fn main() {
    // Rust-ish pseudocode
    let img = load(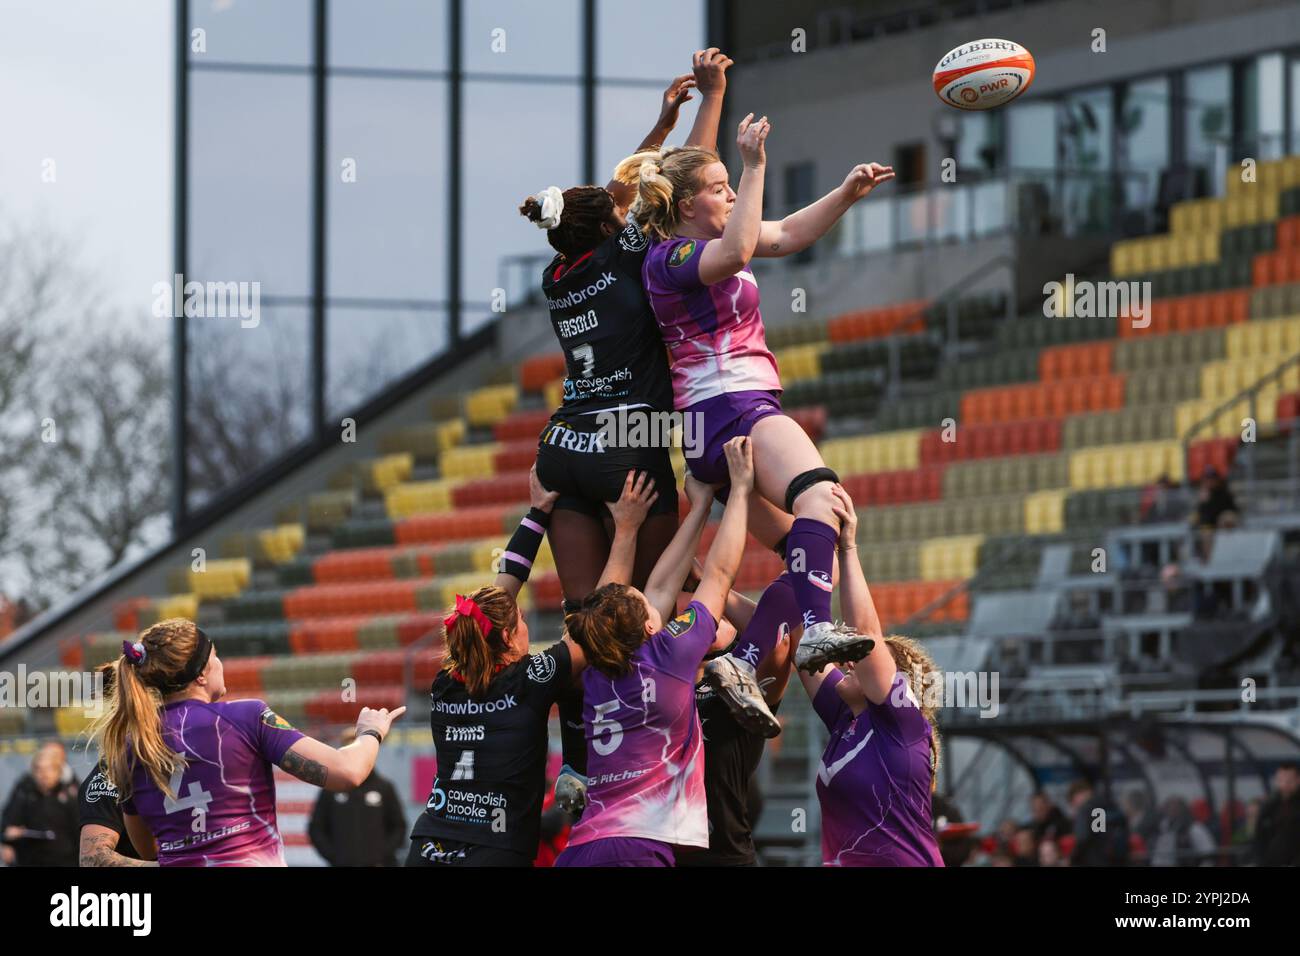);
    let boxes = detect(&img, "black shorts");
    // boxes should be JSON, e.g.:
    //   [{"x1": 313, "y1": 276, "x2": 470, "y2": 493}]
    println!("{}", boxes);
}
[
  {"x1": 535, "y1": 413, "x2": 679, "y2": 519},
  {"x1": 405, "y1": 837, "x2": 533, "y2": 868}
]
